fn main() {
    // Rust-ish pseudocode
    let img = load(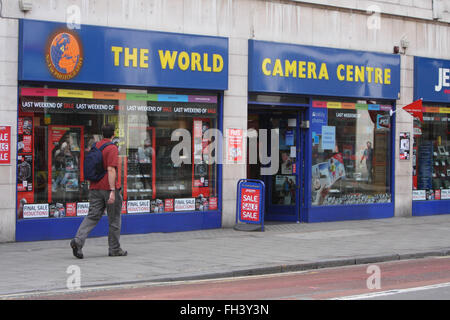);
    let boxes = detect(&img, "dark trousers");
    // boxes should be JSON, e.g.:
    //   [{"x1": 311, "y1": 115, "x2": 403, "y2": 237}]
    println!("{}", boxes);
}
[
  {"x1": 74, "y1": 189, "x2": 123, "y2": 253},
  {"x1": 367, "y1": 163, "x2": 373, "y2": 183}
]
